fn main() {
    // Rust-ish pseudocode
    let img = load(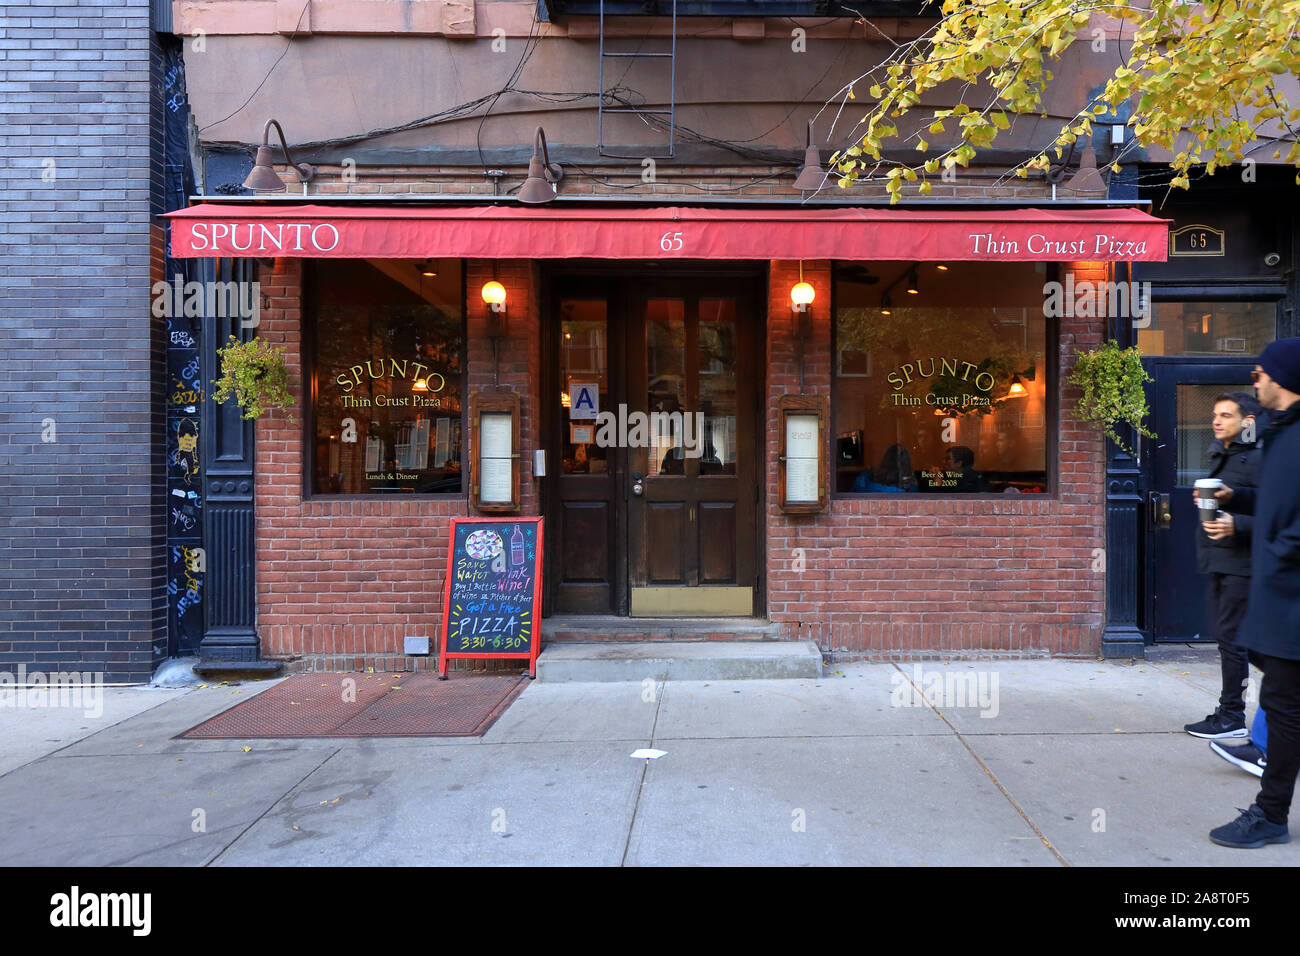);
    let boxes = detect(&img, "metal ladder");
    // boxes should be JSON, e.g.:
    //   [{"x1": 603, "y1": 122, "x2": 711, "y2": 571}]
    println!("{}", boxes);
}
[{"x1": 597, "y1": 0, "x2": 677, "y2": 158}]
